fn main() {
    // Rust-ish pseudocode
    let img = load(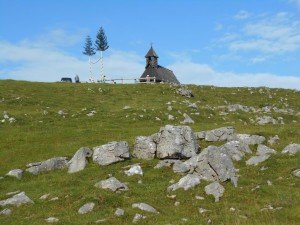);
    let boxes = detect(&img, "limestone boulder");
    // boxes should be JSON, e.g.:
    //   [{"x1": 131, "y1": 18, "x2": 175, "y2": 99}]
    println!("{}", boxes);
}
[
  {"x1": 94, "y1": 177, "x2": 128, "y2": 192},
  {"x1": 204, "y1": 127, "x2": 235, "y2": 142},
  {"x1": 26, "y1": 157, "x2": 68, "y2": 175},
  {"x1": 156, "y1": 125, "x2": 199, "y2": 159},
  {"x1": 167, "y1": 174, "x2": 201, "y2": 191},
  {"x1": 6, "y1": 169, "x2": 23, "y2": 180},
  {"x1": 93, "y1": 141, "x2": 130, "y2": 166},
  {"x1": 220, "y1": 141, "x2": 251, "y2": 161},
  {"x1": 204, "y1": 182, "x2": 225, "y2": 202},
  {"x1": 0, "y1": 192, "x2": 33, "y2": 207},
  {"x1": 68, "y1": 147, "x2": 93, "y2": 173},
  {"x1": 235, "y1": 134, "x2": 266, "y2": 145},
  {"x1": 132, "y1": 203, "x2": 159, "y2": 214},
  {"x1": 133, "y1": 136, "x2": 156, "y2": 160},
  {"x1": 282, "y1": 143, "x2": 300, "y2": 156}
]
